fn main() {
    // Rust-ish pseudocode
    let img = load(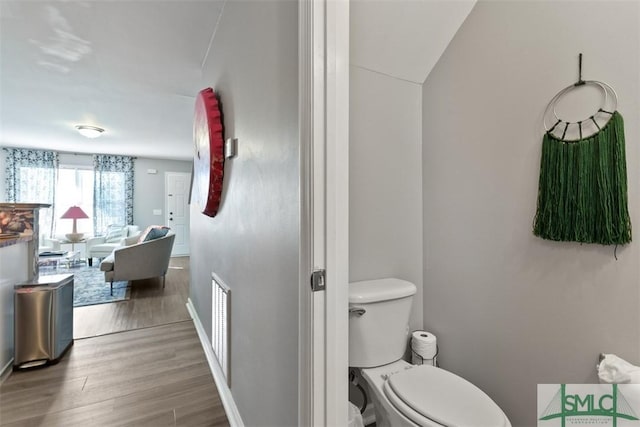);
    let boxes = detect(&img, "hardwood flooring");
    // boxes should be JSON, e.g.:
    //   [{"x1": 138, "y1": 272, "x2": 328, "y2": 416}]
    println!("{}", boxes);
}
[
  {"x1": 0, "y1": 257, "x2": 230, "y2": 427},
  {"x1": 74, "y1": 257, "x2": 192, "y2": 339}
]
